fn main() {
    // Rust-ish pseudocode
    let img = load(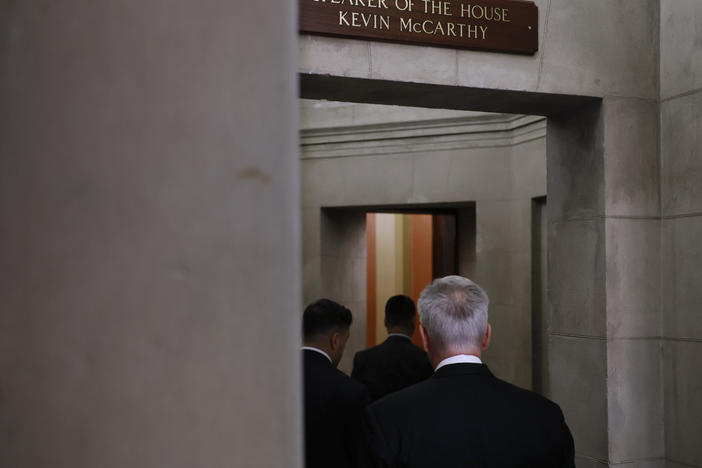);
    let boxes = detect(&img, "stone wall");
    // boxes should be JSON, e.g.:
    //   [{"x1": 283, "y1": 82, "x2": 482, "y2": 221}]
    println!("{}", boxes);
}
[{"x1": 660, "y1": 2, "x2": 702, "y2": 467}]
